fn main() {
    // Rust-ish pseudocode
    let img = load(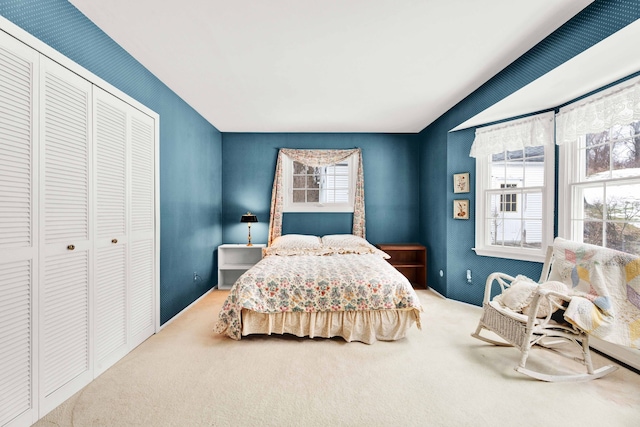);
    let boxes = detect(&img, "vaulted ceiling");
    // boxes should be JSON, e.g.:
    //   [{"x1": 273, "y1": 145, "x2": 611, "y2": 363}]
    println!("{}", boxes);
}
[{"x1": 69, "y1": 0, "x2": 594, "y2": 133}]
